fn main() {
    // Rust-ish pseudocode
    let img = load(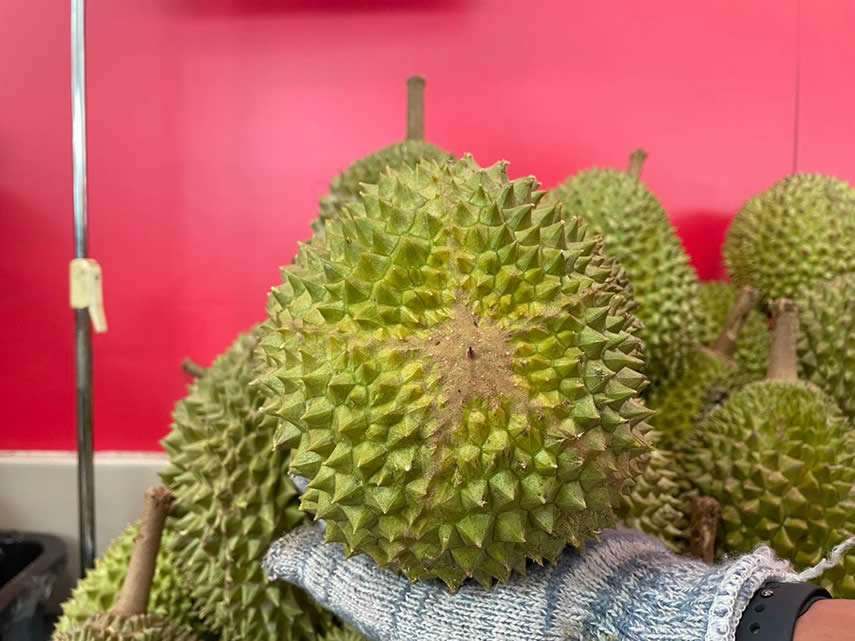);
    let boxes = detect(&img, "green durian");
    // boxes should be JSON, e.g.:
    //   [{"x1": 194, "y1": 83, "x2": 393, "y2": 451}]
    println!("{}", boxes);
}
[
  {"x1": 723, "y1": 173, "x2": 855, "y2": 301},
  {"x1": 53, "y1": 613, "x2": 200, "y2": 641},
  {"x1": 257, "y1": 155, "x2": 654, "y2": 592},
  {"x1": 616, "y1": 438, "x2": 695, "y2": 553},
  {"x1": 545, "y1": 150, "x2": 701, "y2": 382},
  {"x1": 160, "y1": 326, "x2": 331, "y2": 641},
  {"x1": 795, "y1": 271, "x2": 855, "y2": 423},
  {"x1": 314, "y1": 77, "x2": 453, "y2": 234},
  {"x1": 688, "y1": 300, "x2": 855, "y2": 597},
  {"x1": 647, "y1": 286, "x2": 760, "y2": 451},
  {"x1": 319, "y1": 625, "x2": 370, "y2": 641},
  {"x1": 54, "y1": 523, "x2": 197, "y2": 635},
  {"x1": 697, "y1": 281, "x2": 769, "y2": 380}
]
